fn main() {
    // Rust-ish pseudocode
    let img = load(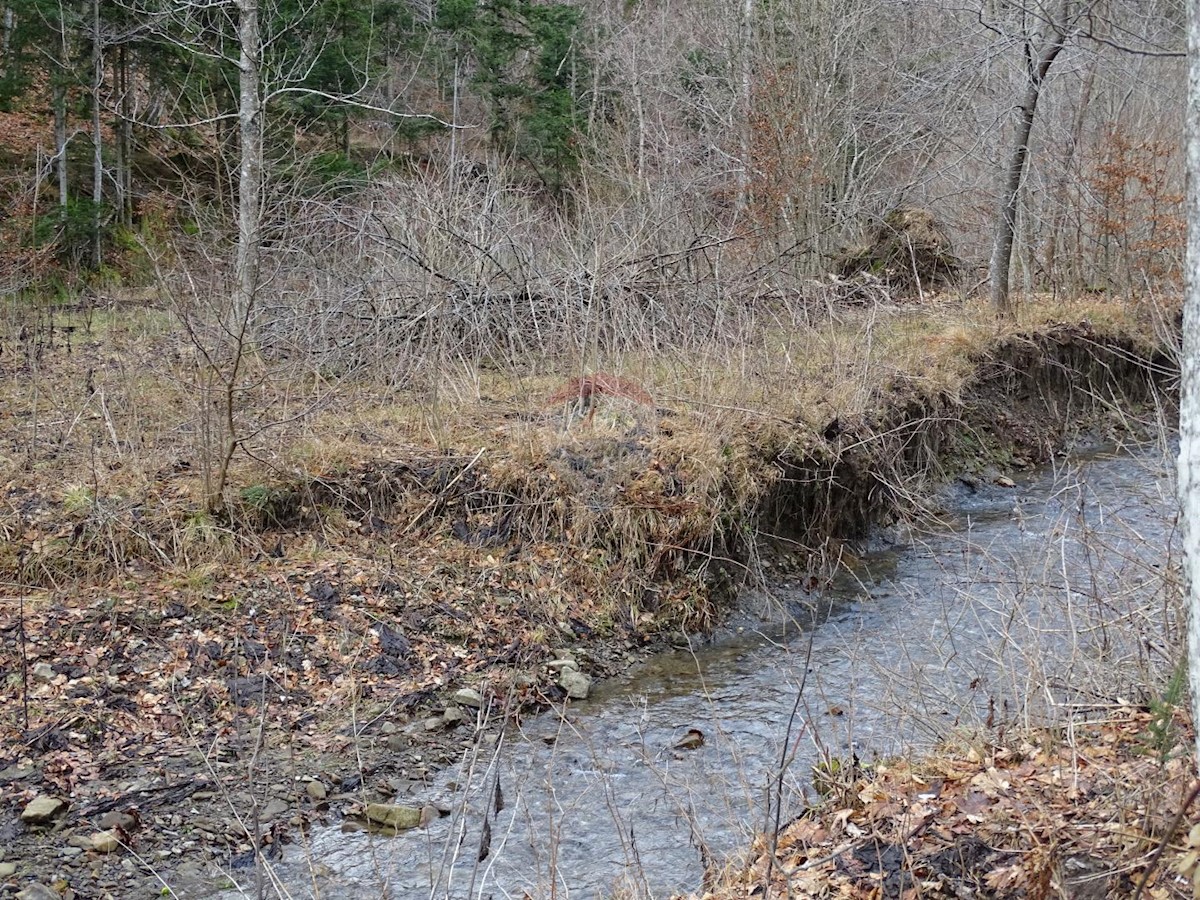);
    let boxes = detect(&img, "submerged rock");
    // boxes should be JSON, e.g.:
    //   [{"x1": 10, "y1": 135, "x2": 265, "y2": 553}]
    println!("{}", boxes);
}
[{"x1": 364, "y1": 803, "x2": 422, "y2": 830}]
